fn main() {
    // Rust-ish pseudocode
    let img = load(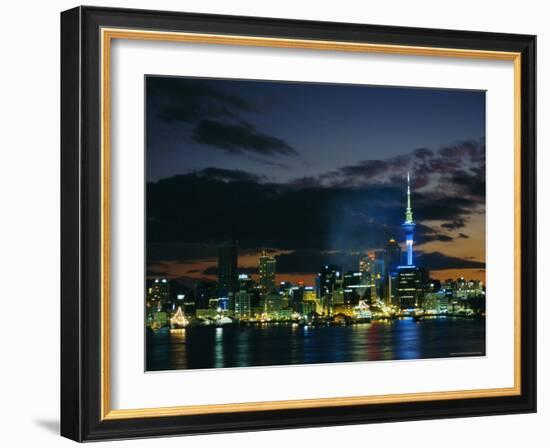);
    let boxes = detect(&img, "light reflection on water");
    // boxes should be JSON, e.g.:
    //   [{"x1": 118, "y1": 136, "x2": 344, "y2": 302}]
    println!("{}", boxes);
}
[
  {"x1": 214, "y1": 327, "x2": 224, "y2": 369},
  {"x1": 146, "y1": 317, "x2": 485, "y2": 371}
]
